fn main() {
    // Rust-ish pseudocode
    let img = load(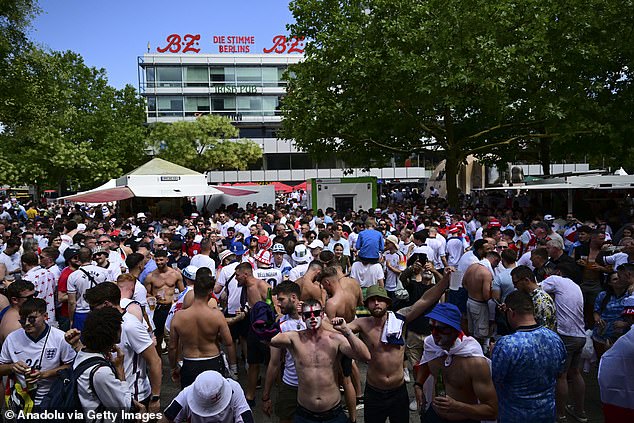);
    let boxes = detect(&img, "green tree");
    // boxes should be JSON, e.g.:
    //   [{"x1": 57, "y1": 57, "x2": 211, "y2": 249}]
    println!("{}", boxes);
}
[
  {"x1": 147, "y1": 114, "x2": 262, "y2": 173},
  {"x1": 0, "y1": 46, "x2": 148, "y2": 191},
  {"x1": 283, "y1": 0, "x2": 630, "y2": 206}
]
